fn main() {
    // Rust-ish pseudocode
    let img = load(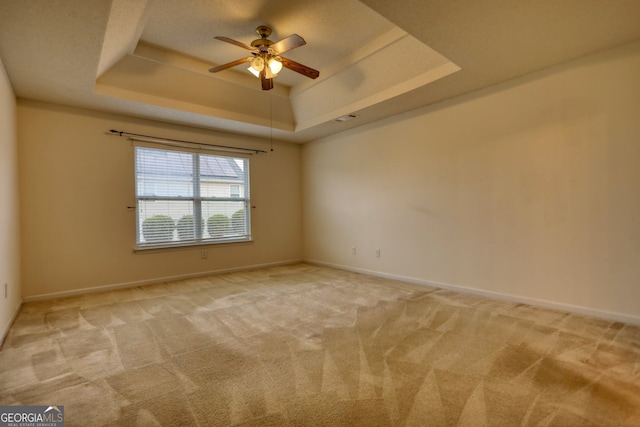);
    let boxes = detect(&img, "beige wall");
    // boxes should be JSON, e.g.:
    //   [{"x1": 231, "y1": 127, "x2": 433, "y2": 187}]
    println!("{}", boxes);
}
[
  {"x1": 18, "y1": 101, "x2": 302, "y2": 298},
  {"x1": 0, "y1": 58, "x2": 21, "y2": 342},
  {"x1": 302, "y1": 40, "x2": 640, "y2": 322}
]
